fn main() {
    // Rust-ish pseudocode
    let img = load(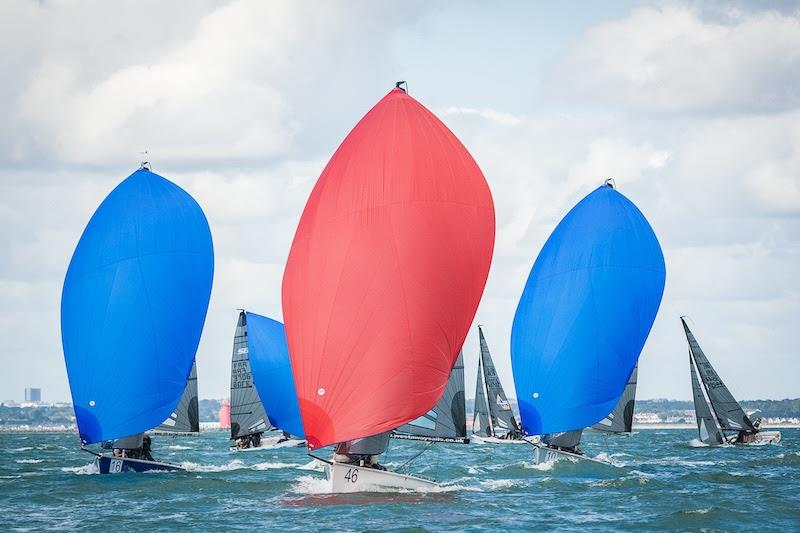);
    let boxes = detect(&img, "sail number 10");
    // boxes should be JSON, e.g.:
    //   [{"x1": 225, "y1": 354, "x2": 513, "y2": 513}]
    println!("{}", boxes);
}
[{"x1": 344, "y1": 468, "x2": 358, "y2": 483}]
